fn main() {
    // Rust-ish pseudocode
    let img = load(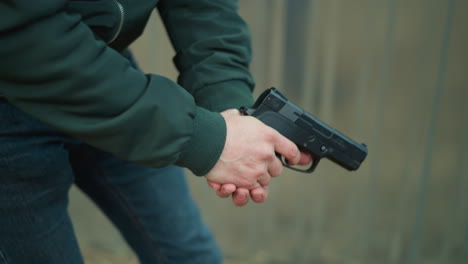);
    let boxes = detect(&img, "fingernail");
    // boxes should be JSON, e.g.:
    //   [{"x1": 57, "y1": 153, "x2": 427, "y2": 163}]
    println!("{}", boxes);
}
[
  {"x1": 238, "y1": 194, "x2": 247, "y2": 201},
  {"x1": 254, "y1": 194, "x2": 264, "y2": 202}
]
